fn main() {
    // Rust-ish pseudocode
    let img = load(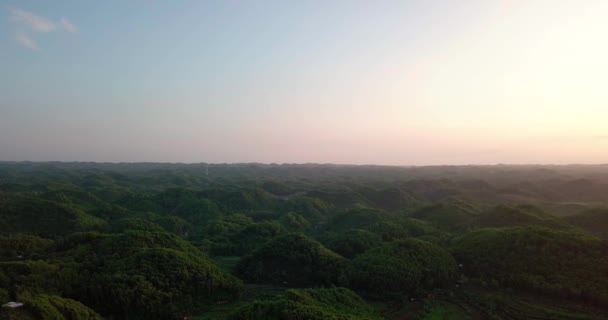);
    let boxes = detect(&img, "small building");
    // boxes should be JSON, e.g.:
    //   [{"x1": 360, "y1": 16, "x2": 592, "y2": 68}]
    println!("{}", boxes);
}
[{"x1": 2, "y1": 302, "x2": 24, "y2": 308}]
